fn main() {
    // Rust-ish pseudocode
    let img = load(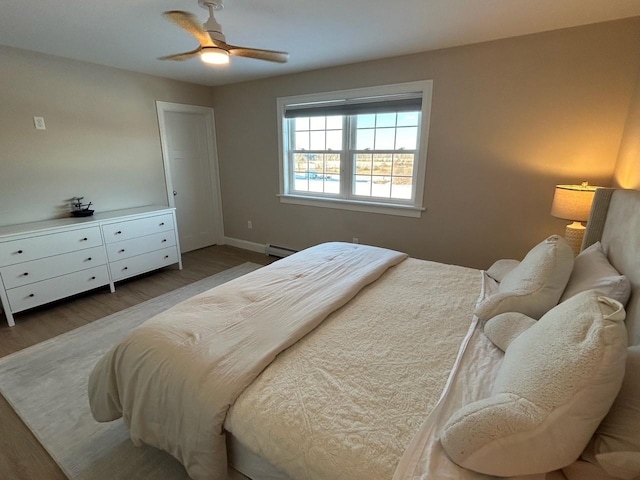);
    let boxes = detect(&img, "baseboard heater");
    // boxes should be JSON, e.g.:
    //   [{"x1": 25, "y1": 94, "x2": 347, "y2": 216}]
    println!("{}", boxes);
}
[{"x1": 265, "y1": 244, "x2": 298, "y2": 258}]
